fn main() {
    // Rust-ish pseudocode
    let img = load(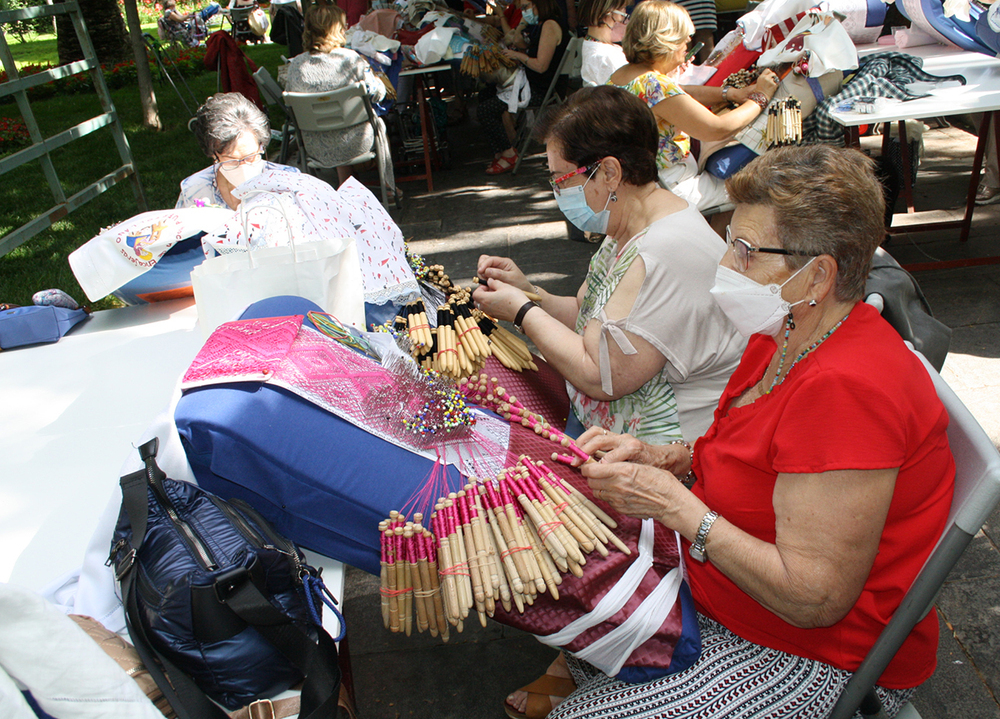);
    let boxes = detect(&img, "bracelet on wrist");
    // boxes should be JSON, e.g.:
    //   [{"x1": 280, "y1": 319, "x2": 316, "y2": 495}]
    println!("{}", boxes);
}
[
  {"x1": 721, "y1": 85, "x2": 730, "y2": 102},
  {"x1": 669, "y1": 439, "x2": 696, "y2": 486},
  {"x1": 747, "y1": 91, "x2": 769, "y2": 111}
]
